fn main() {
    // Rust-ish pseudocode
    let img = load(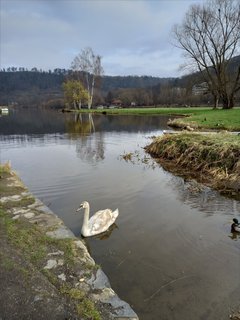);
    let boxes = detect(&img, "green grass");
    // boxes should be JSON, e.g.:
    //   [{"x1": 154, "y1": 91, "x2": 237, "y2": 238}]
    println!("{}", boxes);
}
[
  {"x1": 75, "y1": 106, "x2": 210, "y2": 115},
  {"x1": 170, "y1": 108, "x2": 240, "y2": 131},
  {"x1": 76, "y1": 299, "x2": 101, "y2": 320},
  {"x1": 60, "y1": 285, "x2": 102, "y2": 320},
  {"x1": 0, "y1": 206, "x2": 76, "y2": 266},
  {"x1": 73, "y1": 106, "x2": 240, "y2": 130},
  {"x1": 0, "y1": 208, "x2": 49, "y2": 263},
  {"x1": 0, "y1": 254, "x2": 15, "y2": 270}
]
